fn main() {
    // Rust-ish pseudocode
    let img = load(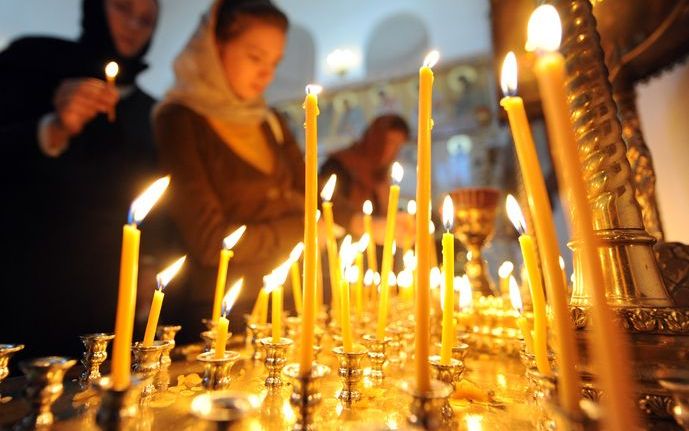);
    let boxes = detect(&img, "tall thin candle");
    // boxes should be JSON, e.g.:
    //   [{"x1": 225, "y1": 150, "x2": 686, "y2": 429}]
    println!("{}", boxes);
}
[
  {"x1": 440, "y1": 195, "x2": 455, "y2": 365},
  {"x1": 212, "y1": 226, "x2": 246, "y2": 323},
  {"x1": 142, "y1": 256, "x2": 186, "y2": 346}
]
